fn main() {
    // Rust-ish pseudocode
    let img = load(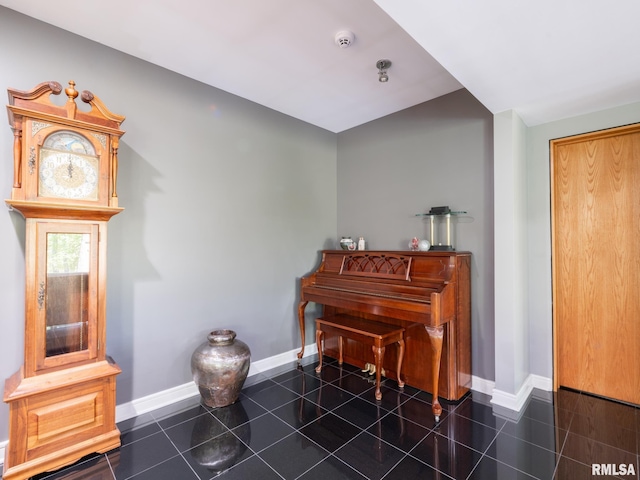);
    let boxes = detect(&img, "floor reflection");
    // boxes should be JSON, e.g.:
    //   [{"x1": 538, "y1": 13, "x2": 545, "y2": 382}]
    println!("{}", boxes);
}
[{"x1": 187, "y1": 404, "x2": 250, "y2": 473}]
